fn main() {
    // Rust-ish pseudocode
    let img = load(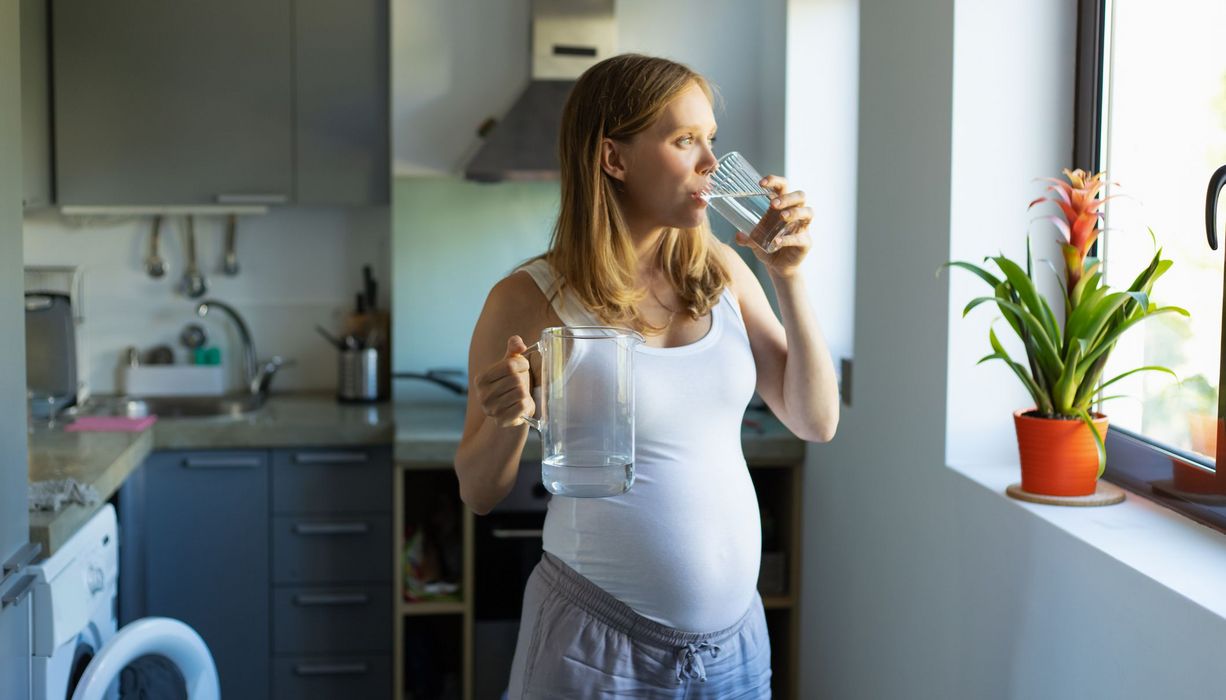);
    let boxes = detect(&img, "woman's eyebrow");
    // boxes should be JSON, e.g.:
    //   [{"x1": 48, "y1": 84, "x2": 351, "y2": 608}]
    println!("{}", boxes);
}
[{"x1": 669, "y1": 124, "x2": 719, "y2": 134}]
